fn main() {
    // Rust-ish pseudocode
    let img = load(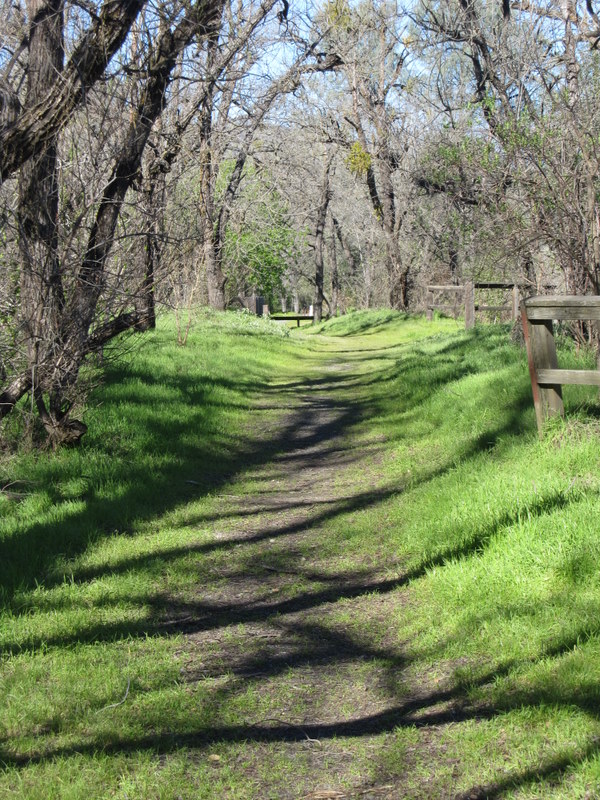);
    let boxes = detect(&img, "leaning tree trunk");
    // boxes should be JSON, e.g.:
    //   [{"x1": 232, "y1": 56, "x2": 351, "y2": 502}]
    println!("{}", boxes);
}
[
  {"x1": 0, "y1": 0, "x2": 144, "y2": 182},
  {"x1": 3, "y1": 0, "x2": 225, "y2": 442}
]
